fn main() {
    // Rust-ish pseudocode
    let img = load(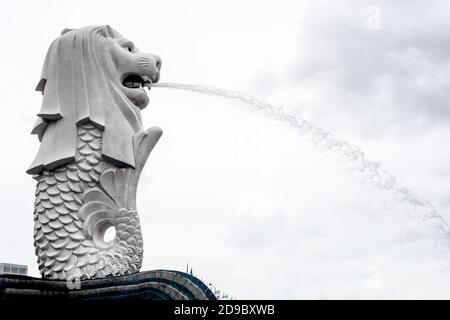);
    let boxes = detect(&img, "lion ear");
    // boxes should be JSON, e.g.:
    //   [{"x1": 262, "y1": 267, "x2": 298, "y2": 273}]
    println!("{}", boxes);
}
[
  {"x1": 61, "y1": 28, "x2": 74, "y2": 35},
  {"x1": 99, "y1": 25, "x2": 116, "y2": 38}
]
